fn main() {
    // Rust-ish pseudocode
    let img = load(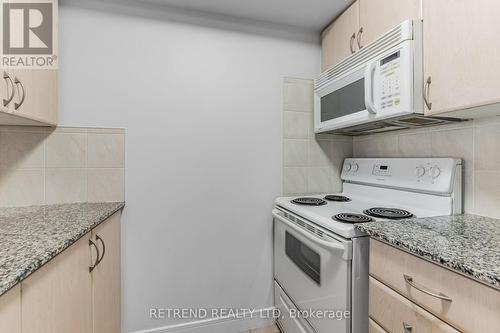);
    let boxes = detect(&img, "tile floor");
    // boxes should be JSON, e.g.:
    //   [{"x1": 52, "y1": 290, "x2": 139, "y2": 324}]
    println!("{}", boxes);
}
[{"x1": 239, "y1": 323, "x2": 281, "y2": 333}]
